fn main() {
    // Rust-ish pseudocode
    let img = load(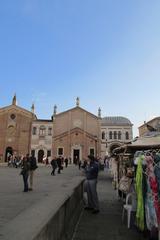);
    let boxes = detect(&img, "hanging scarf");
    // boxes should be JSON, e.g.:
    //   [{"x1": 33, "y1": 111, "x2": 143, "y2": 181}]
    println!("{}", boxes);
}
[
  {"x1": 145, "y1": 178, "x2": 158, "y2": 230},
  {"x1": 146, "y1": 155, "x2": 160, "y2": 225},
  {"x1": 136, "y1": 155, "x2": 144, "y2": 231}
]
